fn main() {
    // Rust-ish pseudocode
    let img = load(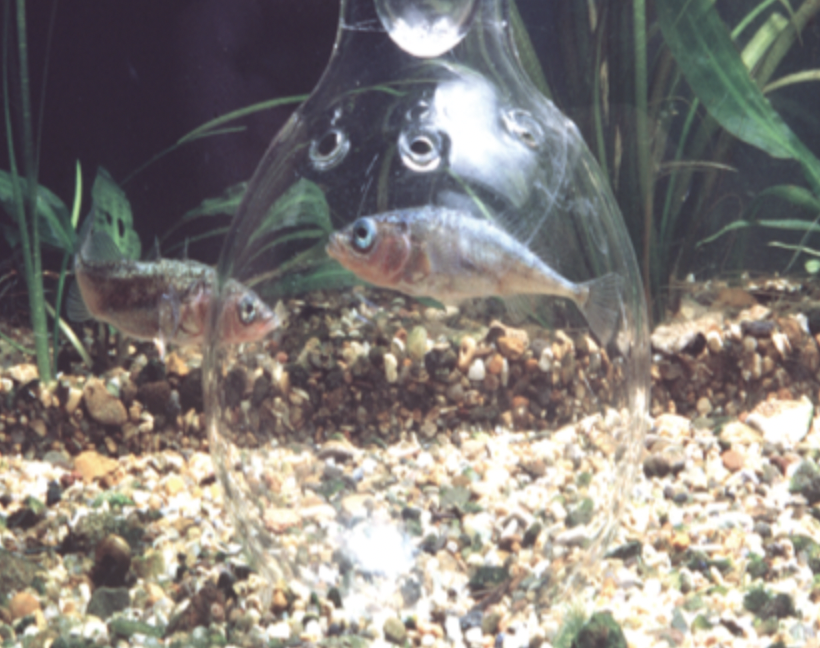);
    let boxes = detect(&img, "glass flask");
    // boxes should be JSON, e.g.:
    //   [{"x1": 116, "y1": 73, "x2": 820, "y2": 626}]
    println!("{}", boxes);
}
[{"x1": 205, "y1": 0, "x2": 649, "y2": 639}]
